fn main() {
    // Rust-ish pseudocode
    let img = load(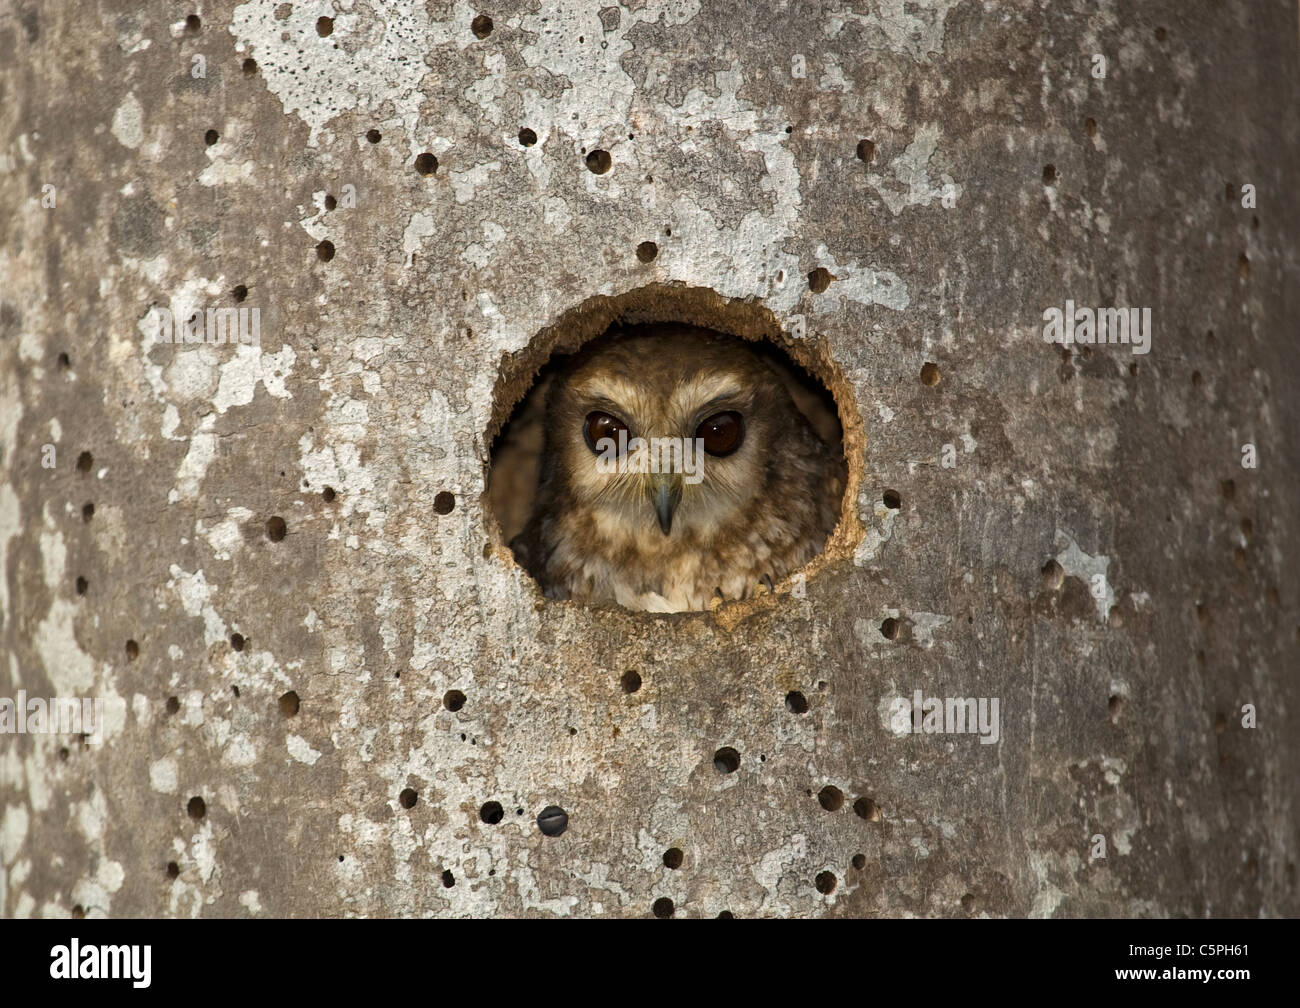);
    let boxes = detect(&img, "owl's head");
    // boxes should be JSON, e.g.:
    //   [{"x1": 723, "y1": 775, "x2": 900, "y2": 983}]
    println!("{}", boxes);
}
[{"x1": 544, "y1": 324, "x2": 803, "y2": 542}]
